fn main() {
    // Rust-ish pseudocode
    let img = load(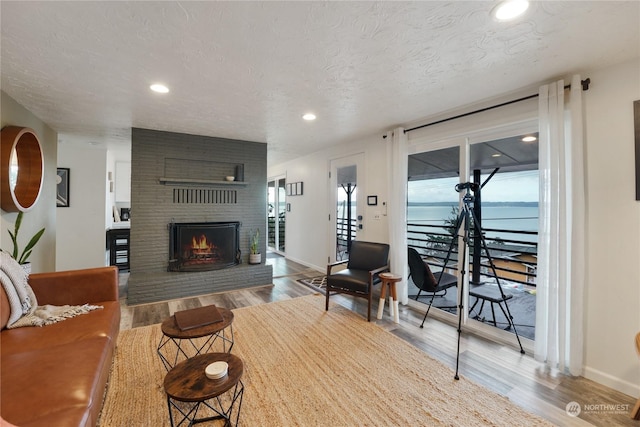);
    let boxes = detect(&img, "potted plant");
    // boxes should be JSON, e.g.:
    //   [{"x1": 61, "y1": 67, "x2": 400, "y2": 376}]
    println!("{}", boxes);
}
[
  {"x1": 5, "y1": 211, "x2": 45, "y2": 273},
  {"x1": 249, "y1": 228, "x2": 261, "y2": 264}
]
